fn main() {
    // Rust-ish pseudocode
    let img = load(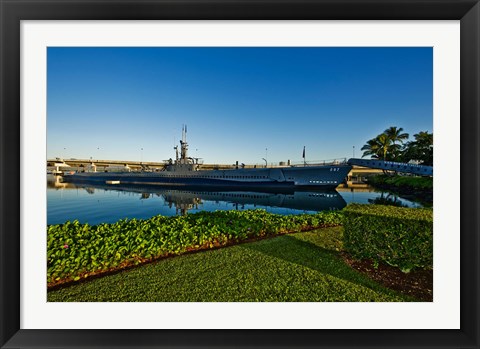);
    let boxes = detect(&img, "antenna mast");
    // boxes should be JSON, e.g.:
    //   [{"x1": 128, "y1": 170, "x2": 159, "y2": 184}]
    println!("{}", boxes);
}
[{"x1": 179, "y1": 124, "x2": 188, "y2": 162}]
